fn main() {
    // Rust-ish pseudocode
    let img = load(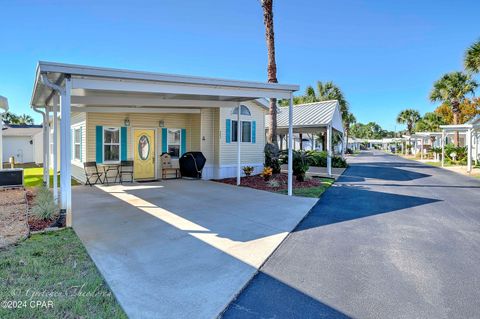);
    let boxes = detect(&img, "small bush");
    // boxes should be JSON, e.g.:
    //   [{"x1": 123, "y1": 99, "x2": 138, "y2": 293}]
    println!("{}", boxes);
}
[
  {"x1": 31, "y1": 186, "x2": 59, "y2": 221},
  {"x1": 242, "y1": 166, "x2": 254, "y2": 176},
  {"x1": 266, "y1": 179, "x2": 281, "y2": 188},
  {"x1": 305, "y1": 150, "x2": 347, "y2": 168},
  {"x1": 264, "y1": 143, "x2": 281, "y2": 174},
  {"x1": 261, "y1": 166, "x2": 273, "y2": 181}
]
